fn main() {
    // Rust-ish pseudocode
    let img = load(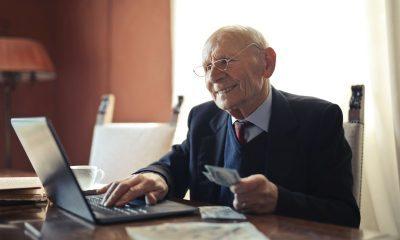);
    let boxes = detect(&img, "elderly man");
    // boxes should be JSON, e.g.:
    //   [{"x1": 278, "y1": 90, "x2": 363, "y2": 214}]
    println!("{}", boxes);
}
[{"x1": 99, "y1": 26, "x2": 360, "y2": 227}]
